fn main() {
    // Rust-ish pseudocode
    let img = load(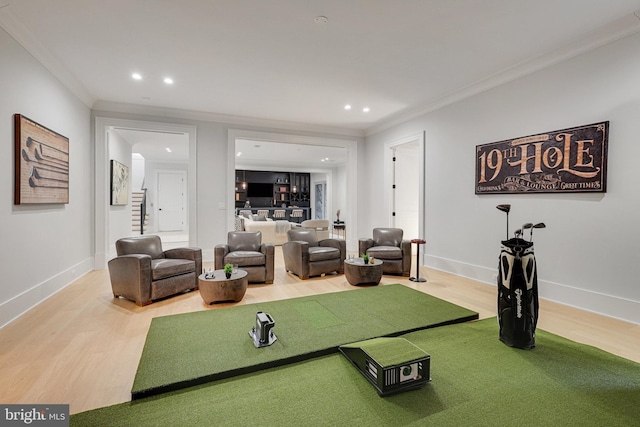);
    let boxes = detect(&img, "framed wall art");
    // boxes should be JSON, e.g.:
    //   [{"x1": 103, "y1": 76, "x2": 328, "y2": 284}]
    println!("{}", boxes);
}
[
  {"x1": 475, "y1": 121, "x2": 608, "y2": 194},
  {"x1": 14, "y1": 114, "x2": 70, "y2": 204},
  {"x1": 110, "y1": 160, "x2": 129, "y2": 206}
]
